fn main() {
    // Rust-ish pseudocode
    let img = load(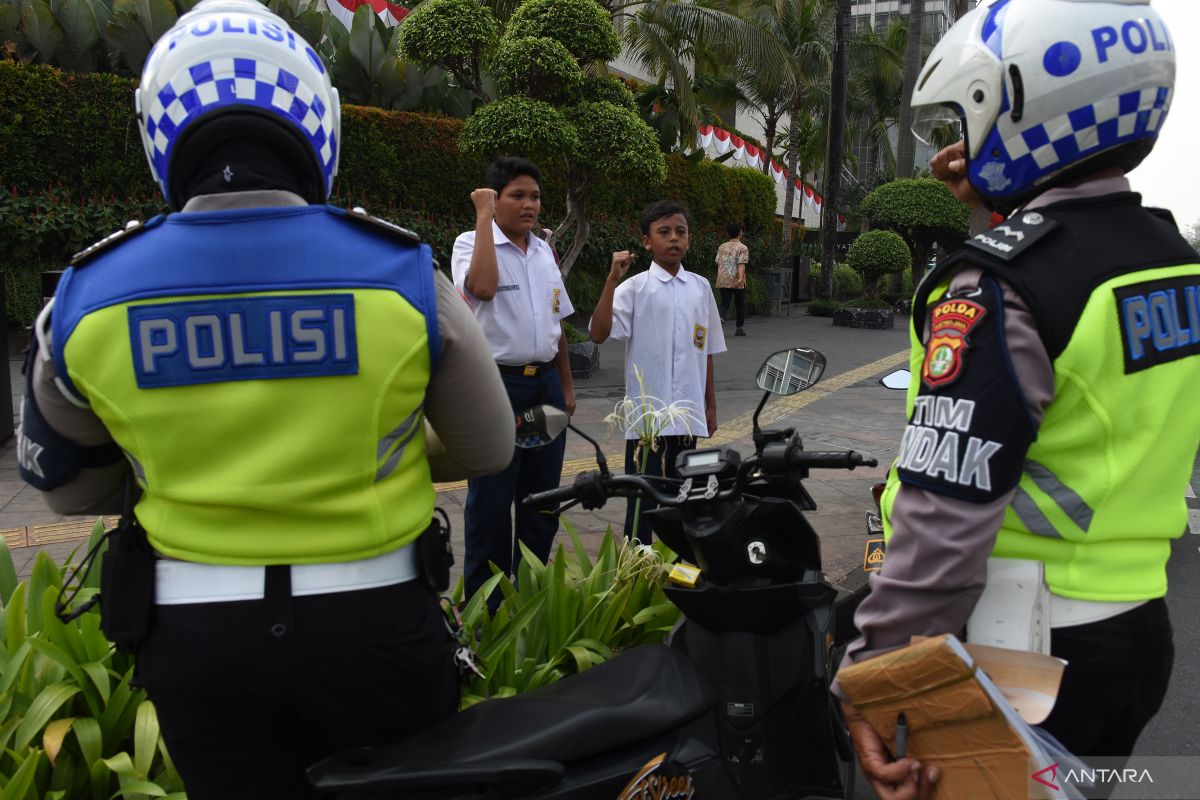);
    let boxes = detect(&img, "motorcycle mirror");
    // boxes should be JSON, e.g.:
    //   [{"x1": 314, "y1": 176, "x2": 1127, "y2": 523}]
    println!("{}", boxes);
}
[
  {"x1": 879, "y1": 369, "x2": 910, "y2": 390},
  {"x1": 515, "y1": 405, "x2": 569, "y2": 449},
  {"x1": 754, "y1": 348, "x2": 827, "y2": 396}
]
